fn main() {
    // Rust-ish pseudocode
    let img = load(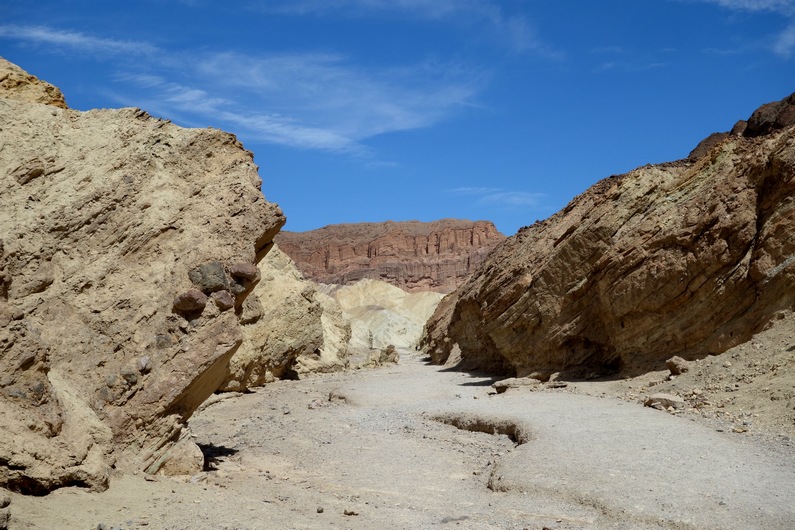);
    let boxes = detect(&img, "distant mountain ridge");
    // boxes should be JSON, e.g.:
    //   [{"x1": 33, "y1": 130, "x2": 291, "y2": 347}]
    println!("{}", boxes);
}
[{"x1": 277, "y1": 219, "x2": 506, "y2": 293}]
